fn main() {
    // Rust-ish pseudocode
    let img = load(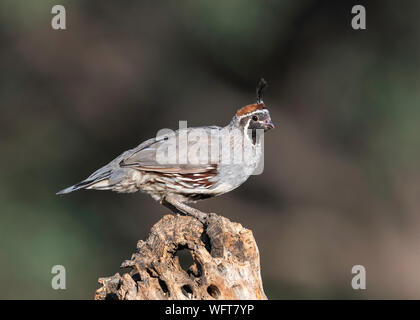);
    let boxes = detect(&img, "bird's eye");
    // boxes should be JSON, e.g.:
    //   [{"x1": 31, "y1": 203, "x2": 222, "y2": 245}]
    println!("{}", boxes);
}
[{"x1": 252, "y1": 115, "x2": 258, "y2": 121}]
